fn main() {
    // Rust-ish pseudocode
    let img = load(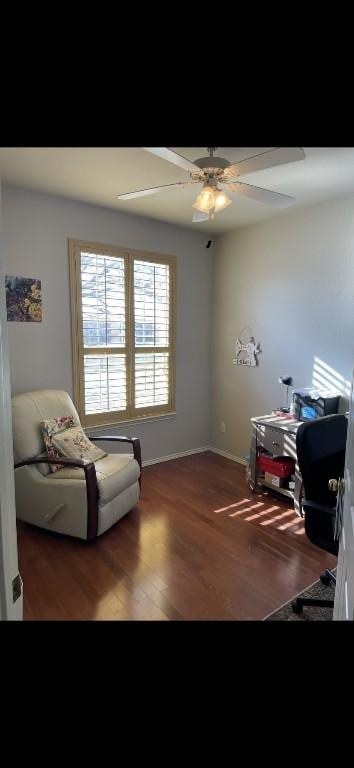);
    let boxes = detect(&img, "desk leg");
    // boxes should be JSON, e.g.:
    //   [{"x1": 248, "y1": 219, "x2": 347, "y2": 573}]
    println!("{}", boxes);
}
[
  {"x1": 249, "y1": 428, "x2": 257, "y2": 491},
  {"x1": 294, "y1": 462, "x2": 303, "y2": 516}
]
